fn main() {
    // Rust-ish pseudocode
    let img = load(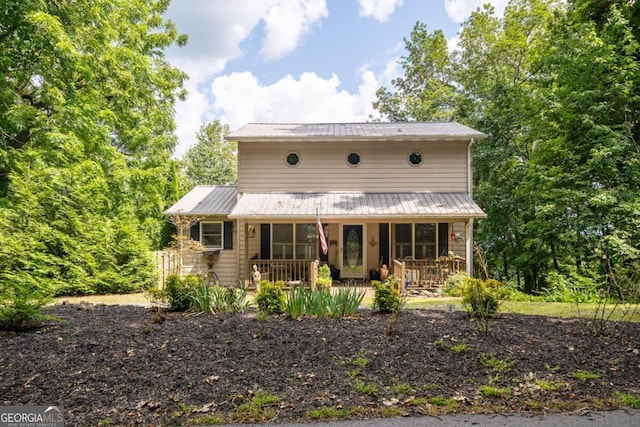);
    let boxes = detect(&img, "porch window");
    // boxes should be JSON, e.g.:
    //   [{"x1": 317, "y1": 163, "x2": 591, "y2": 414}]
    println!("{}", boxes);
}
[
  {"x1": 271, "y1": 223, "x2": 317, "y2": 259},
  {"x1": 295, "y1": 224, "x2": 317, "y2": 259},
  {"x1": 395, "y1": 224, "x2": 413, "y2": 259},
  {"x1": 393, "y1": 223, "x2": 437, "y2": 259},
  {"x1": 272, "y1": 224, "x2": 293, "y2": 259},
  {"x1": 415, "y1": 223, "x2": 436, "y2": 259},
  {"x1": 201, "y1": 222, "x2": 223, "y2": 249}
]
